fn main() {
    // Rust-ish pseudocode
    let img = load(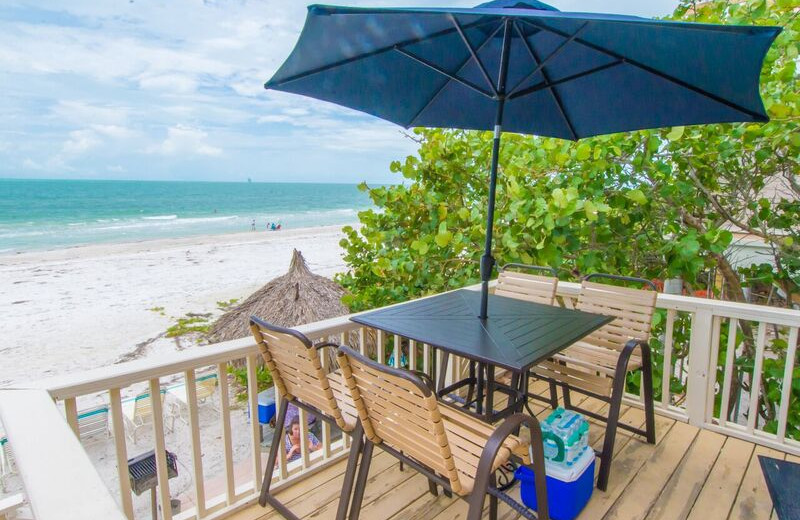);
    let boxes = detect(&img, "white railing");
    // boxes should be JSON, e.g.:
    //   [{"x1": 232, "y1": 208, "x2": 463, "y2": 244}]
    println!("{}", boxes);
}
[
  {"x1": 0, "y1": 281, "x2": 798, "y2": 519},
  {"x1": 555, "y1": 281, "x2": 800, "y2": 454}
]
